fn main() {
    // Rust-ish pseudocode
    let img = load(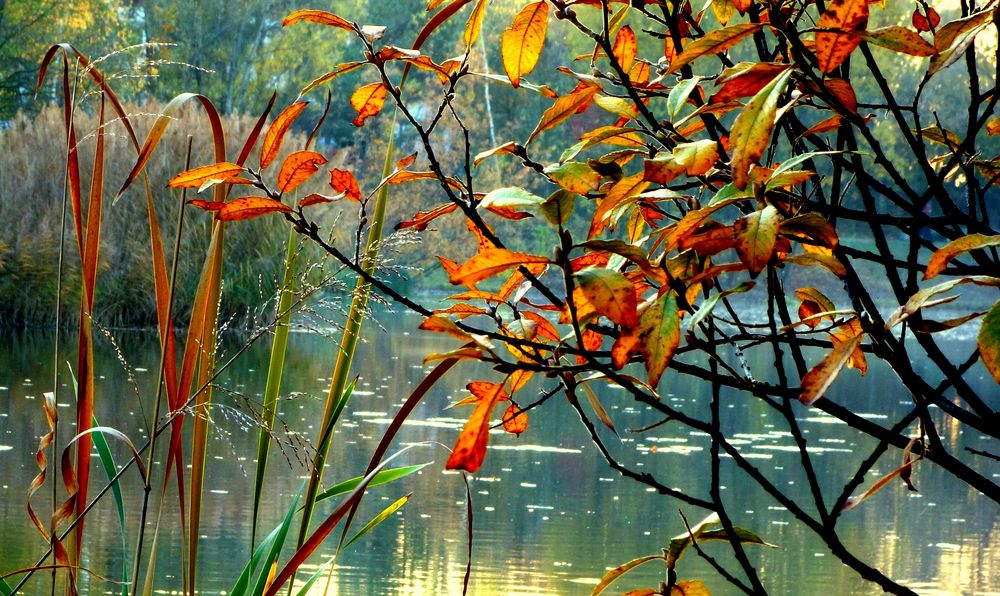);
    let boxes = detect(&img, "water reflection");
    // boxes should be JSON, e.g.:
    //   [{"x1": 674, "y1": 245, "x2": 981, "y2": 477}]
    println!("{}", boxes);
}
[{"x1": 0, "y1": 313, "x2": 997, "y2": 595}]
